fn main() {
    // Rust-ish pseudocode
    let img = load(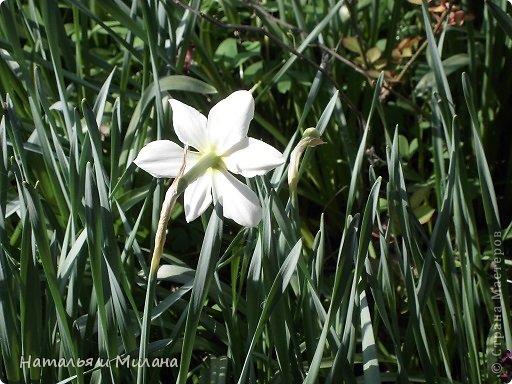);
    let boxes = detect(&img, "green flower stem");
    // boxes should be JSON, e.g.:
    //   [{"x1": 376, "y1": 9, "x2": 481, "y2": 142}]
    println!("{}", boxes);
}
[{"x1": 137, "y1": 149, "x2": 220, "y2": 384}]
